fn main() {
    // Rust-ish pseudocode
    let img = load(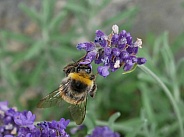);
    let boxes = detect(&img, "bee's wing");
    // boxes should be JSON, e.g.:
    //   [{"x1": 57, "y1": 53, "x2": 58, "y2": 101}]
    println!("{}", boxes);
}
[
  {"x1": 37, "y1": 88, "x2": 63, "y2": 108},
  {"x1": 37, "y1": 78, "x2": 70, "y2": 108},
  {"x1": 69, "y1": 98, "x2": 87, "y2": 125}
]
